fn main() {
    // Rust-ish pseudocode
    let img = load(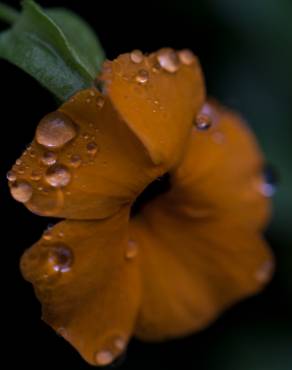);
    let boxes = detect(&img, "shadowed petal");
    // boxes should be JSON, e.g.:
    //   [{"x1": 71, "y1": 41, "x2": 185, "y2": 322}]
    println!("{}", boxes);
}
[
  {"x1": 130, "y1": 102, "x2": 274, "y2": 340},
  {"x1": 20, "y1": 207, "x2": 140, "y2": 366}
]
